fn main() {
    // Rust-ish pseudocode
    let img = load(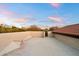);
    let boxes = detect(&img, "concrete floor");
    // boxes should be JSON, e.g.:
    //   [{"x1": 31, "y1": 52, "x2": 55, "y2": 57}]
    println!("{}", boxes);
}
[{"x1": 4, "y1": 37, "x2": 79, "y2": 56}]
